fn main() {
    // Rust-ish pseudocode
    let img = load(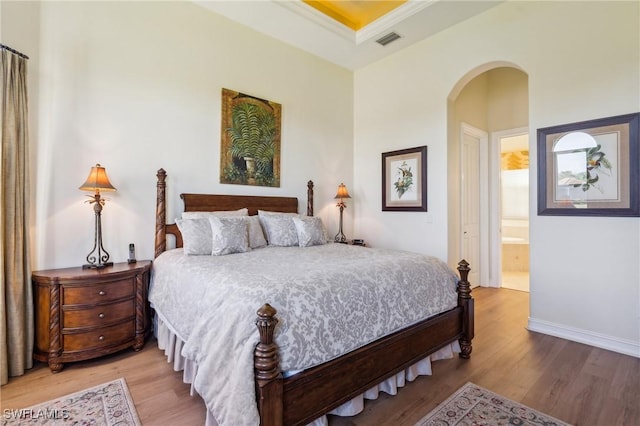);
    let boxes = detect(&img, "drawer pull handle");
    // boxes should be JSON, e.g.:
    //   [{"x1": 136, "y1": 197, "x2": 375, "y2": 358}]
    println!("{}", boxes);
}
[
  {"x1": 98, "y1": 313, "x2": 105, "y2": 319},
  {"x1": 98, "y1": 335, "x2": 105, "y2": 341},
  {"x1": 98, "y1": 290, "x2": 106, "y2": 296}
]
